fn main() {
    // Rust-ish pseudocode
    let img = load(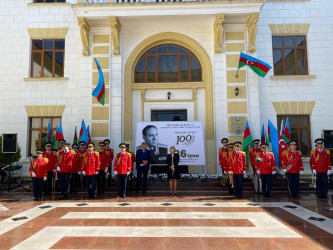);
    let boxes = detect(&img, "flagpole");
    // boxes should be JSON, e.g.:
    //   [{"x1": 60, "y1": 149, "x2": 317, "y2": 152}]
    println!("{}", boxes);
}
[{"x1": 235, "y1": 68, "x2": 239, "y2": 78}]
